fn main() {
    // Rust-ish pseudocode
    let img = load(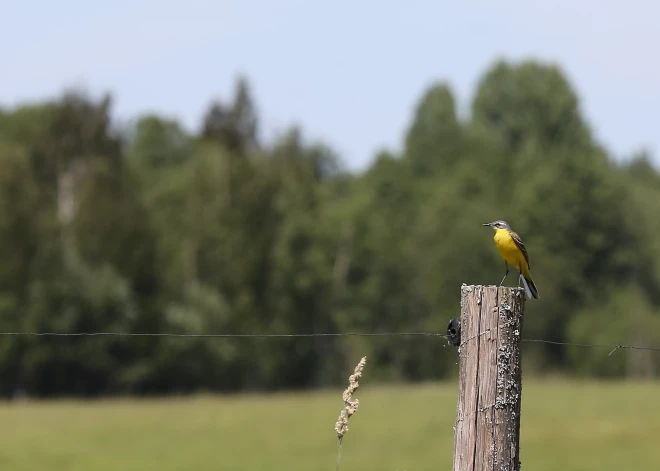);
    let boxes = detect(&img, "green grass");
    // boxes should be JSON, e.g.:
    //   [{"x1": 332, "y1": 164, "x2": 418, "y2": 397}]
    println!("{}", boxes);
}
[{"x1": 0, "y1": 380, "x2": 659, "y2": 470}]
